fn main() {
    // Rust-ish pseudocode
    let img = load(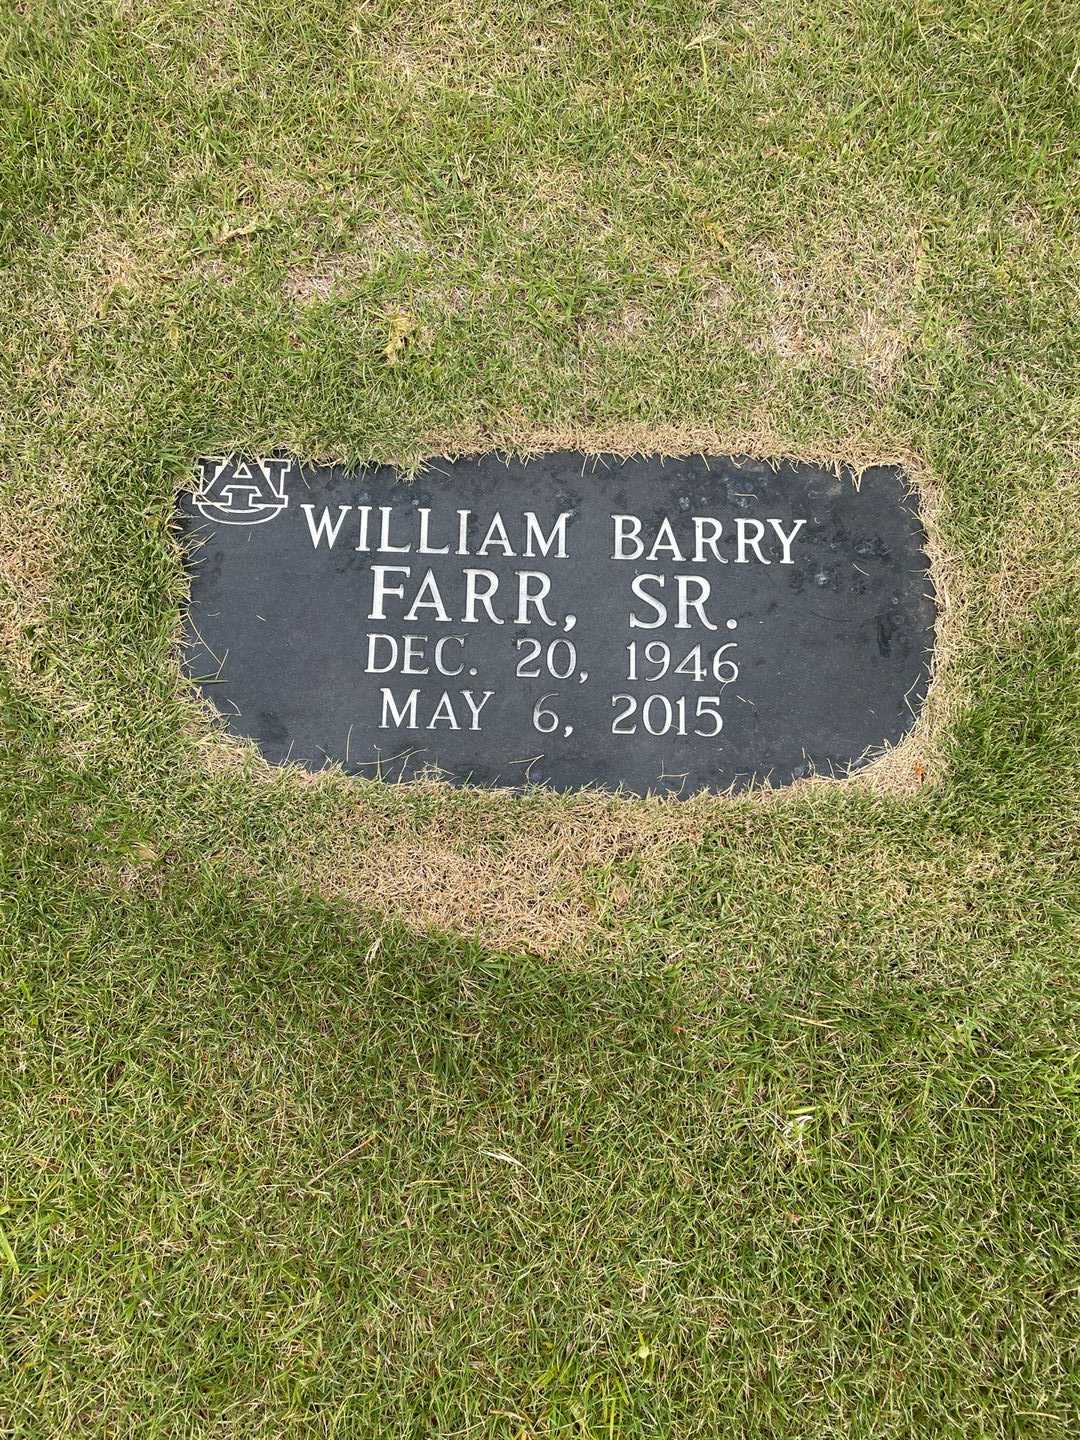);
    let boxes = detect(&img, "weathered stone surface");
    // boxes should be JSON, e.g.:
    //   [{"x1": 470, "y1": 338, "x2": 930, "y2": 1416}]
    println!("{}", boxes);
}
[{"x1": 178, "y1": 453, "x2": 936, "y2": 795}]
